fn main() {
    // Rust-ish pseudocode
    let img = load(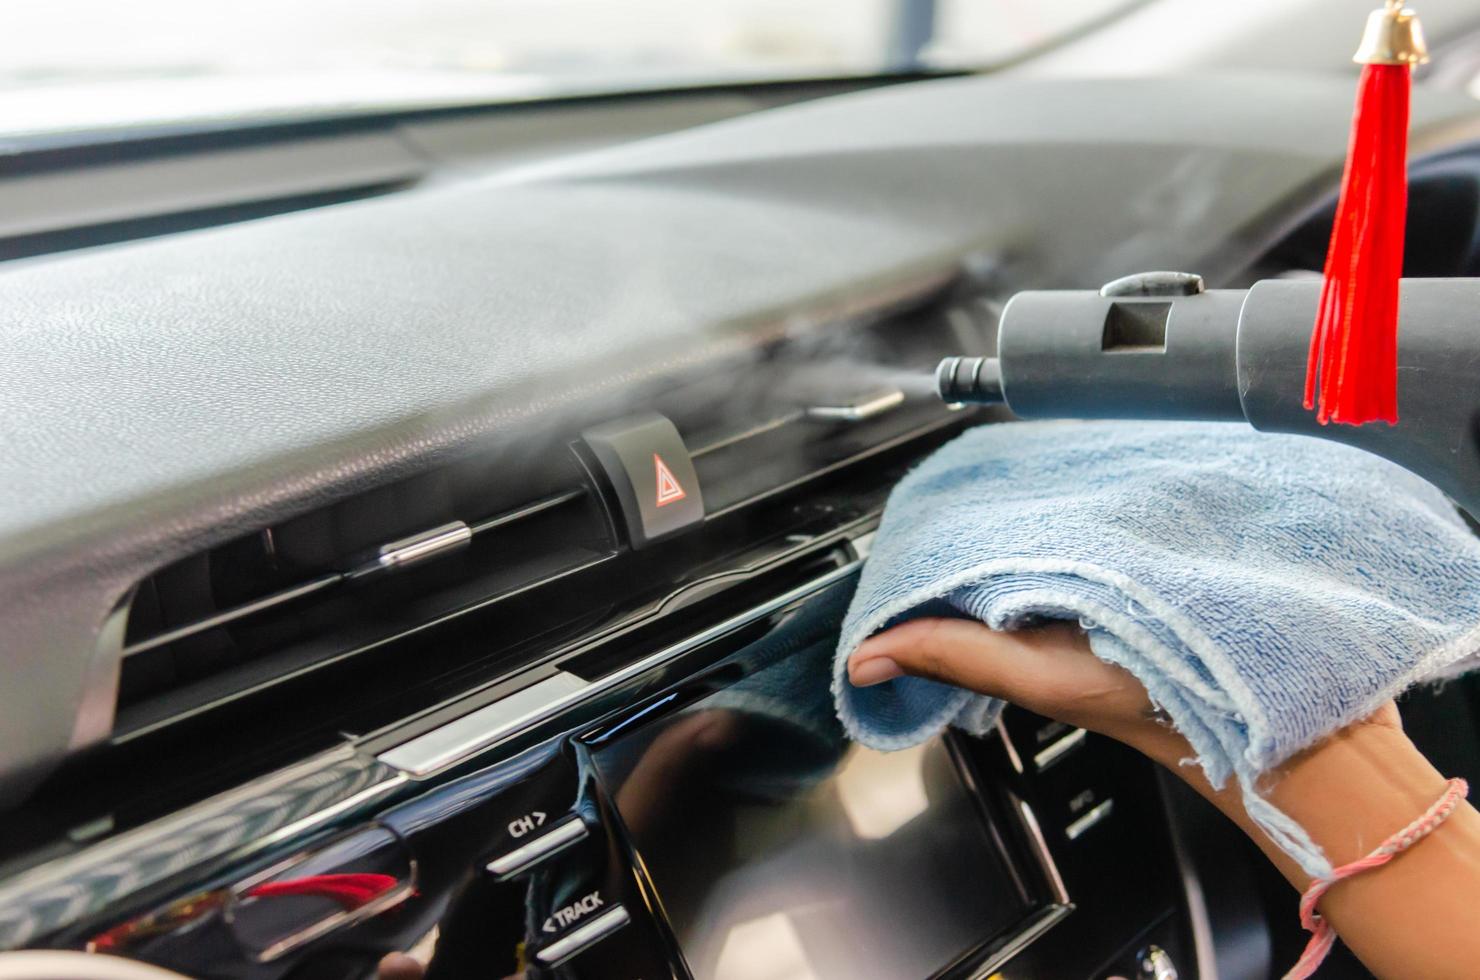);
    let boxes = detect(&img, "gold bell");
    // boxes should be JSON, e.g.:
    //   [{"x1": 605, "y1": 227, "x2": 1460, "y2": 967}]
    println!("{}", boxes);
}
[{"x1": 1353, "y1": 1, "x2": 1429, "y2": 66}]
